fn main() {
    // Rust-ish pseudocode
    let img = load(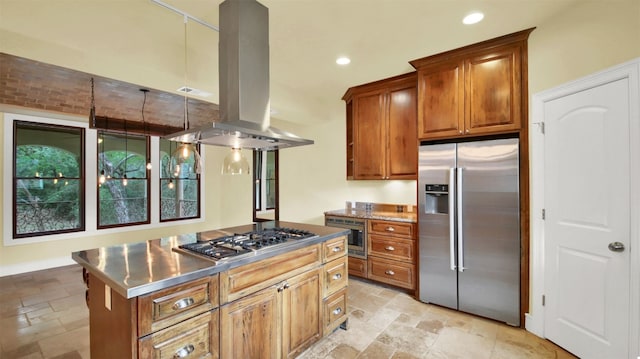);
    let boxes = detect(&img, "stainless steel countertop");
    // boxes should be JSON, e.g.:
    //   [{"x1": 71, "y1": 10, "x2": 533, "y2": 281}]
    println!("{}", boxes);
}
[
  {"x1": 72, "y1": 221, "x2": 349, "y2": 299},
  {"x1": 324, "y1": 209, "x2": 417, "y2": 223}
]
